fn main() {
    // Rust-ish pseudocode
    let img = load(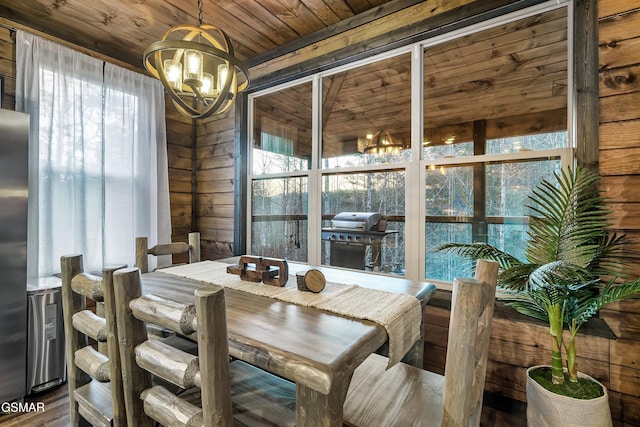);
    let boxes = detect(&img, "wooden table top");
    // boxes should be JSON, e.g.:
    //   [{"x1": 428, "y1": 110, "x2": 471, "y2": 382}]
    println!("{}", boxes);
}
[{"x1": 141, "y1": 261, "x2": 436, "y2": 396}]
